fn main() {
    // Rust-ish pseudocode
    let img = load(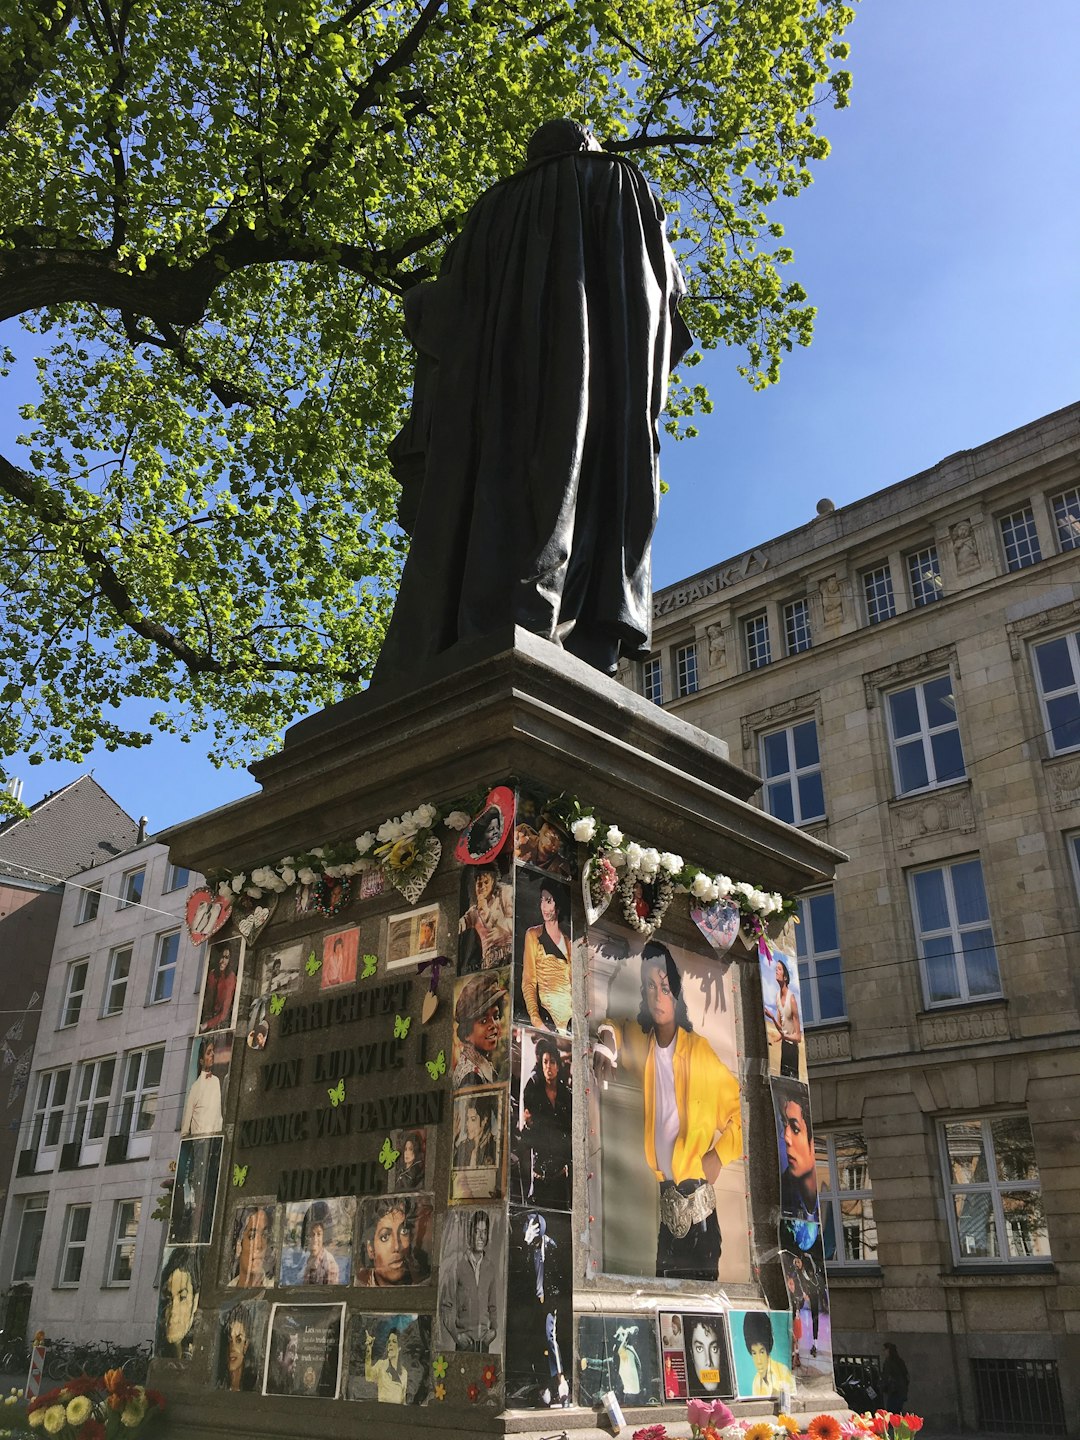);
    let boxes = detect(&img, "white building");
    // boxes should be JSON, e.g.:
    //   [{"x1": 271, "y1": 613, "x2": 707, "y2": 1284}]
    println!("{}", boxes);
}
[{"x1": 0, "y1": 838, "x2": 204, "y2": 1346}]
